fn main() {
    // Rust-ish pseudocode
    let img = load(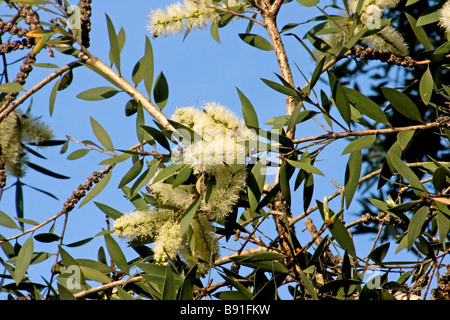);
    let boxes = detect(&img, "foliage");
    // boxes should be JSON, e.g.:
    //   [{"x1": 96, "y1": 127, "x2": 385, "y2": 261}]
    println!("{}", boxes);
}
[{"x1": 0, "y1": 0, "x2": 449, "y2": 301}]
